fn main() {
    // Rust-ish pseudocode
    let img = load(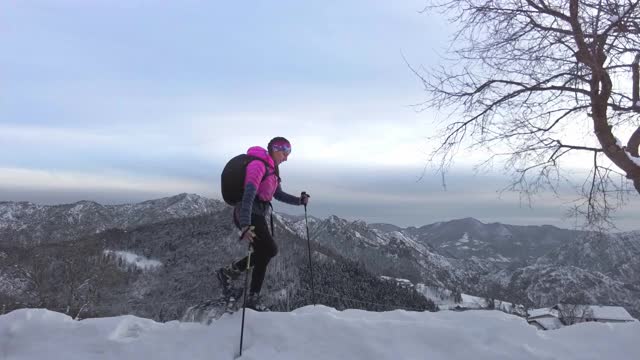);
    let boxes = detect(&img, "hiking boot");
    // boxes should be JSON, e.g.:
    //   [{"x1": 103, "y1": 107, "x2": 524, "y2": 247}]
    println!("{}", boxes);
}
[
  {"x1": 245, "y1": 293, "x2": 269, "y2": 312},
  {"x1": 216, "y1": 263, "x2": 242, "y2": 291}
]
